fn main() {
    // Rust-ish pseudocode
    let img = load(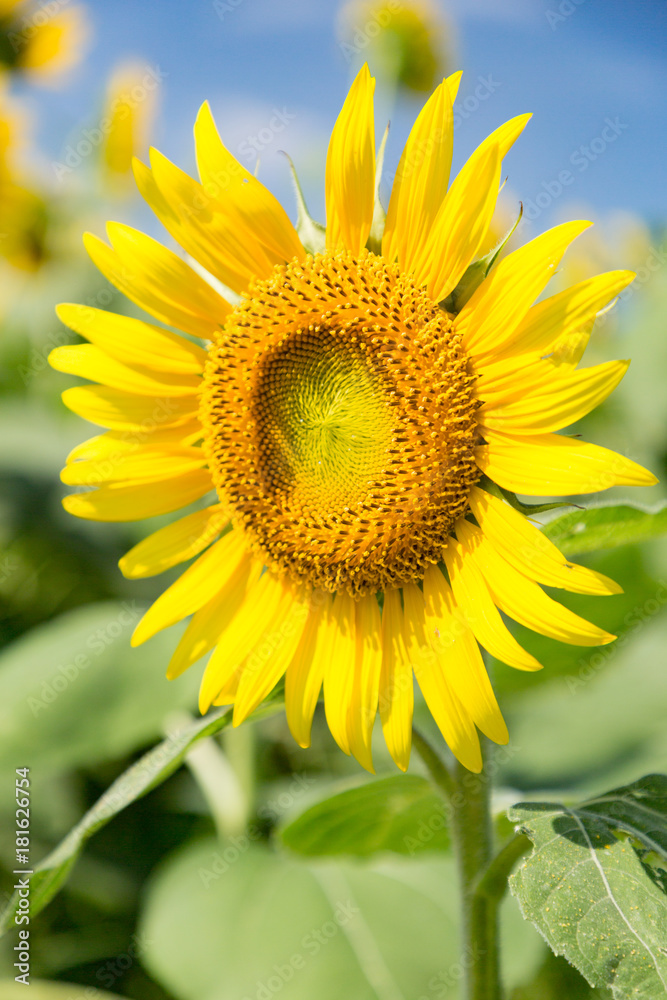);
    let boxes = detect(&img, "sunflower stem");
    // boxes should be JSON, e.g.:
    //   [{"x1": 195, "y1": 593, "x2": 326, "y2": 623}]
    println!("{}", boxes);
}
[
  {"x1": 450, "y1": 741, "x2": 502, "y2": 1000},
  {"x1": 414, "y1": 732, "x2": 503, "y2": 1000},
  {"x1": 411, "y1": 726, "x2": 456, "y2": 803}
]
